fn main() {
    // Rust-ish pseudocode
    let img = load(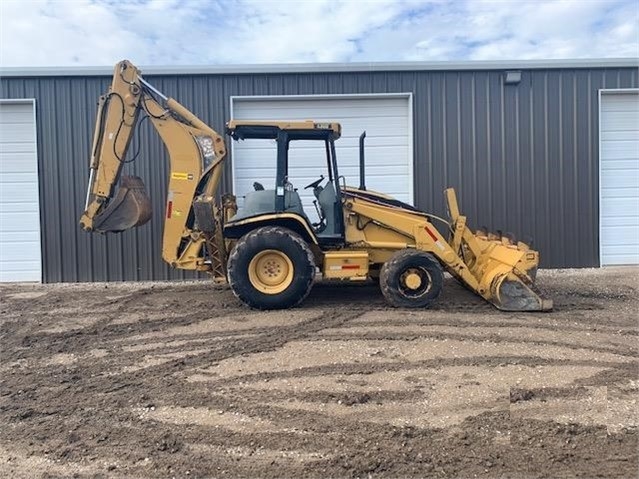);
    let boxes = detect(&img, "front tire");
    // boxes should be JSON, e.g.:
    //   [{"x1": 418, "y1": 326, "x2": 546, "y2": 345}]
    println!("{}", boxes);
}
[
  {"x1": 380, "y1": 250, "x2": 443, "y2": 308},
  {"x1": 227, "y1": 226, "x2": 315, "y2": 310}
]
